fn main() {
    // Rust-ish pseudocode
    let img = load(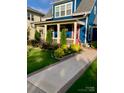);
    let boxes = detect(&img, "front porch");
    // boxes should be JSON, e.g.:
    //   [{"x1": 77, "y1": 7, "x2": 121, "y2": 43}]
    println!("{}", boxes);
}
[
  {"x1": 44, "y1": 21, "x2": 85, "y2": 45},
  {"x1": 47, "y1": 23, "x2": 81, "y2": 45},
  {"x1": 35, "y1": 18, "x2": 87, "y2": 45}
]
